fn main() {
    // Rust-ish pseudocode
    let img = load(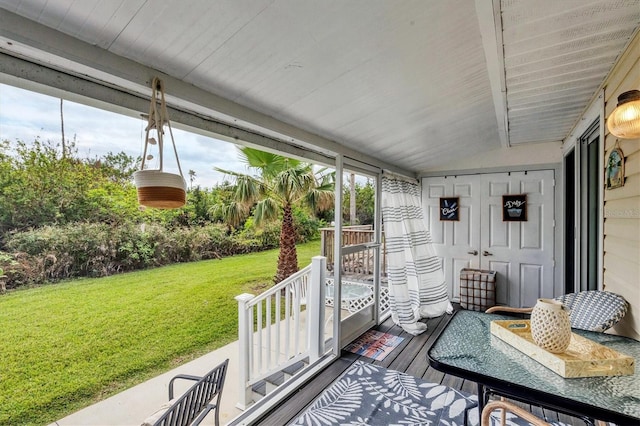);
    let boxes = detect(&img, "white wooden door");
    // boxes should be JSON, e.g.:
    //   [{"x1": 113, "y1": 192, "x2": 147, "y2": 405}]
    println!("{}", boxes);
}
[
  {"x1": 480, "y1": 171, "x2": 555, "y2": 307},
  {"x1": 422, "y1": 176, "x2": 481, "y2": 301},
  {"x1": 422, "y1": 171, "x2": 555, "y2": 307}
]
